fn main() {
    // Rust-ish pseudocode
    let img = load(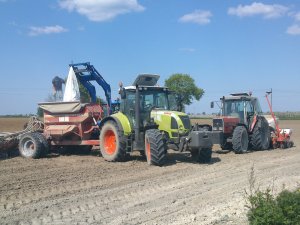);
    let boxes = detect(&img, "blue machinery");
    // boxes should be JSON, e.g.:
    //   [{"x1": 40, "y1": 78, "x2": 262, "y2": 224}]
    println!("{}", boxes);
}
[{"x1": 70, "y1": 62, "x2": 112, "y2": 109}]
